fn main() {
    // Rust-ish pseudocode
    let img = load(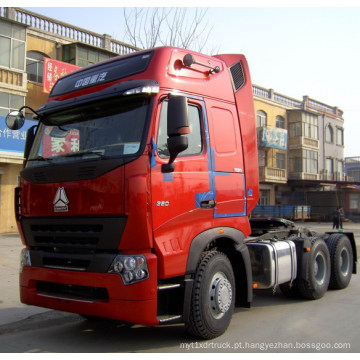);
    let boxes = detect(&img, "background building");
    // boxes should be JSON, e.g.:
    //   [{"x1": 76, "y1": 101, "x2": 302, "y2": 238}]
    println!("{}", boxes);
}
[
  {"x1": 344, "y1": 157, "x2": 360, "y2": 222},
  {"x1": 0, "y1": 7, "x2": 358, "y2": 232},
  {"x1": 253, "y1": 85, "x2": 358, "y2": 221}
]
